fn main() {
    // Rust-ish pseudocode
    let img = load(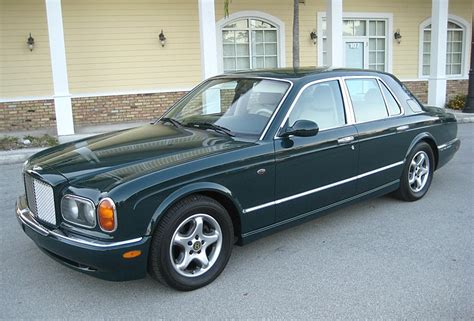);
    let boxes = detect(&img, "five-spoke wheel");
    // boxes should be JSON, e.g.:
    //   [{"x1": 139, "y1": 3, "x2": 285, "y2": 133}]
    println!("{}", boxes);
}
[
  {"x1": 396, "y1": 142, "x2": 434, "y2": 201},
  {"x1": 408, "y1": 151, "x2": 430, "y2": 193},
  {"x1": 170, "y1": 214, "x2": 222, "y2": 277},
  {"x1": 148, "y1": 195, "x2": 233, "y2": 291}
]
